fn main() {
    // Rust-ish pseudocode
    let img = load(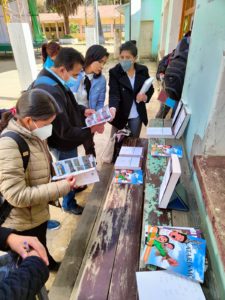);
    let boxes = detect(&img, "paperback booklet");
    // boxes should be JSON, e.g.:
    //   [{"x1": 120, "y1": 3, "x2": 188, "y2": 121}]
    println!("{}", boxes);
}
[
  {"x1": 142, "y1": 225, "x2": 206, "y2": 283},
  {"x1": 136, "y1": 271, "x2": 205, "y2": 300},
  {"x1": 114, "y1": 156, "x2": 142, "y2": 170},
  {"x1": 52, "y1": 155, "x2": 99, "y2": 186},
  {"x1": 85, "y1": 105, "x2": 112, "y2": 127},
  {"x1": 119, "y1": 146, "x2": 144, "y2": 157},
  {"x1": 151, "y1": 144, "x2": 183, "y2": 158},
  {"x1": 114, "y1": 169, "x2": 143, "y2": 184}
]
